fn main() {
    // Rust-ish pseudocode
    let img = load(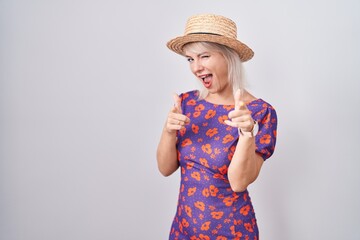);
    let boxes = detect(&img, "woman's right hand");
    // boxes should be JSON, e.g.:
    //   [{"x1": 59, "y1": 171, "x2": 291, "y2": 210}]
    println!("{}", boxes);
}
[{"x1": 165, "y1": 94, "x2": 190, "y2": 133}]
